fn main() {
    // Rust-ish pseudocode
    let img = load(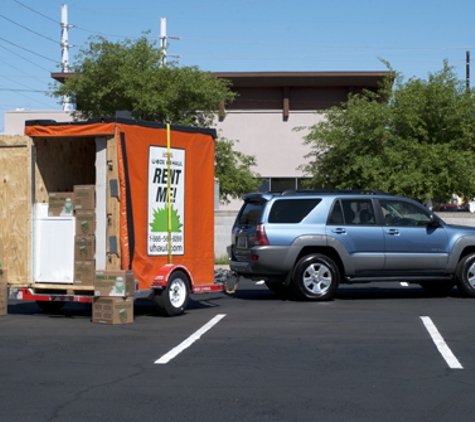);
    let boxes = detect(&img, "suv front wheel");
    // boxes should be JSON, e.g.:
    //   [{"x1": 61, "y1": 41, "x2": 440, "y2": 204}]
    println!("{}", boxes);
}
[
  {"x1": 456, "y1": 253, "x2": 475, "y2": 297},
  {"x1": 292, "y1": 254, "x2": 340, "y2": 301}
]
